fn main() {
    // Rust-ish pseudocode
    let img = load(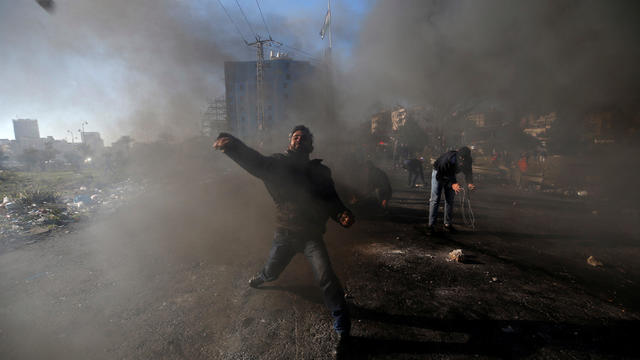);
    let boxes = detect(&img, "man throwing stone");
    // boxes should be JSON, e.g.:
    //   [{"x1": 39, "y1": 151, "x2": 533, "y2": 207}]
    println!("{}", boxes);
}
[{"x1": 213, "y1": 125, "x2": 355, "y2": 339}]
